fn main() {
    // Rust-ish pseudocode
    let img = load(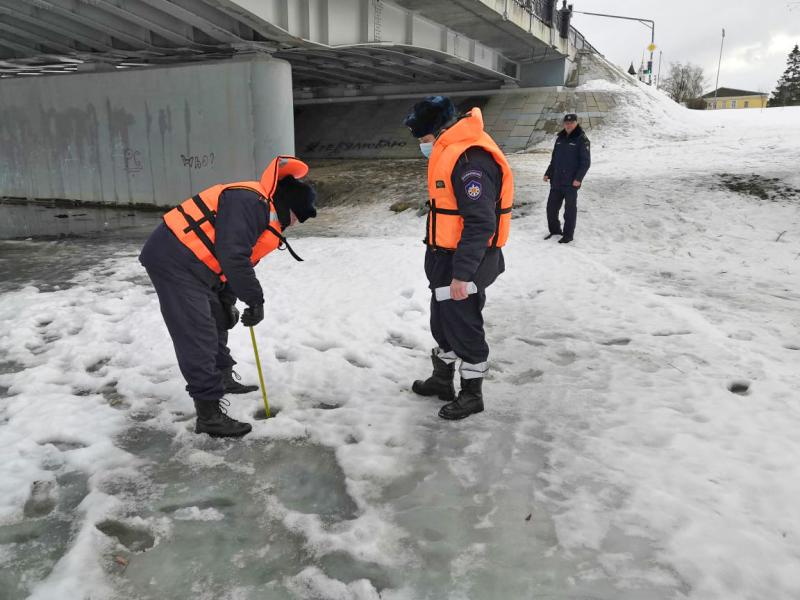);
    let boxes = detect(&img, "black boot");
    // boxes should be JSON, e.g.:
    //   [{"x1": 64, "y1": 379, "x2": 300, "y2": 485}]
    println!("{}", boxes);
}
[
  {"x1": 544, "y1": 232, "x2": 562, "y2": 240},
  {"x1": 439, "y1": 378, "x2": 484, "y2": 420},
  {"x1": 222, "y1": 368, "x2": 259, "y2": 394},
  {"x1": 412, "y1": 350, "x2": 456, "y2": 401},
  {"x1": 194, "y1": 399, "x2": 252, "y2": 438},
  {"x1": 558, "y1": 236, "x2": 573, "y2": 244}
]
